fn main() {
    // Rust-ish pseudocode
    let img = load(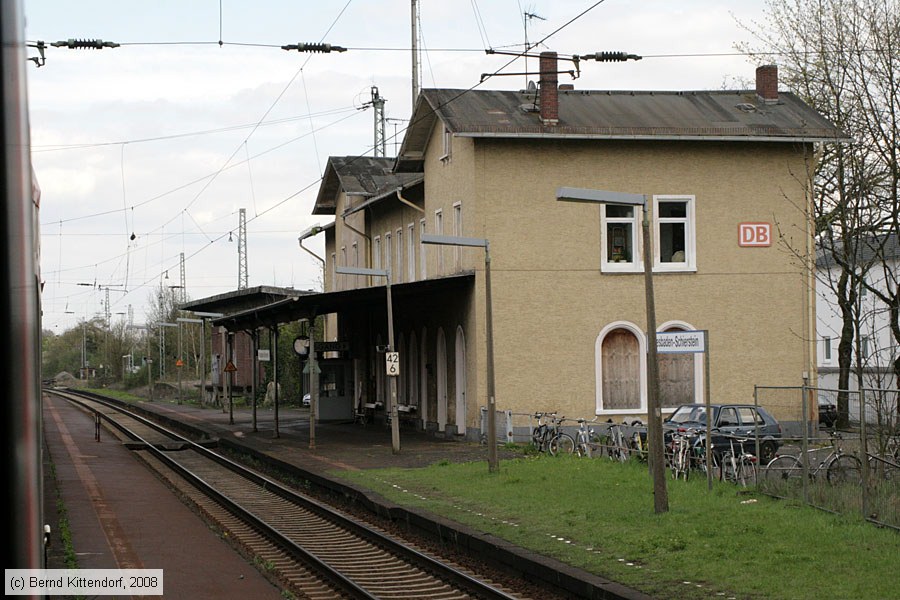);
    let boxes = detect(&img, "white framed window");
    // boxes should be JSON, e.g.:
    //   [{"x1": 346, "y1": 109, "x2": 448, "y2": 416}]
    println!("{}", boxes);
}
[
  {"x1": 653, "y1": 195, "x2": 696, "y2": 272},
  {"x1": 407, "y1": 223, "x2": 415, "y2": 282},
  {"x1": 396, "y1": 228, "x2": 403, "y2": 283},
  {"x1": 453, "y1": 202, "x2": 462, "y2": 270},
  {"x1": 419, "y1": 219, "x2": 427, "y2": 279},
  {"x1": 861, "y1": 336, "x2": 870, "y2": 359},
  {"x1": 434, "y1": 210, "x2": 444, "y2": 272},
  {"x1": 373, "y1": 236, "x2": 382, "y2": 270},
  {"x1": 824, "y1": 336, "x2": 832, "y2": 362},
  {"x1": 384, "y1": 232, "x2": 392, "y2": 278},
  {"x1": 440, "y1": 126, "x2": 452, "y2": 162},
  {"x1": 601, "y1": 204, "x2": 641, "y2": 272}
]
